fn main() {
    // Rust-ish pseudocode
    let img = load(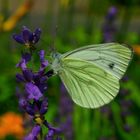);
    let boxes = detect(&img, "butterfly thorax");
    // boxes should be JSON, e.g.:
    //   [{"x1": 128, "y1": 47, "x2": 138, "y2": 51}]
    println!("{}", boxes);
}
[{"x1": 51, "y1": 52, "x2": 62, "y2": 74}]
